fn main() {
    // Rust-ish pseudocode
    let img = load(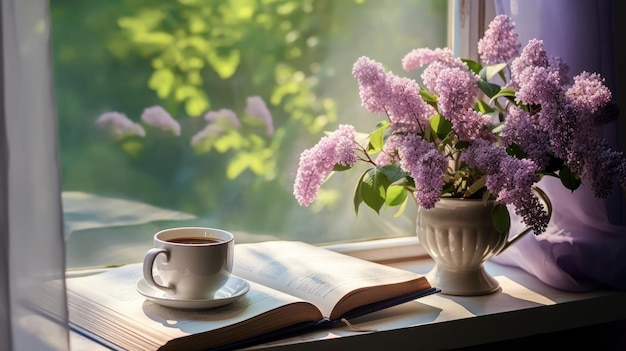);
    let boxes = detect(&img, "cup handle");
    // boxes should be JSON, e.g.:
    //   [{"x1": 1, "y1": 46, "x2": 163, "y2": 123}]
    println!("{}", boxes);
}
[
  {"x1": 496, "y1": 186, "x2": 553, "y2": 255},
  {"x1": 143, "y1": 248, "x2": 175, "y2": 294}
]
